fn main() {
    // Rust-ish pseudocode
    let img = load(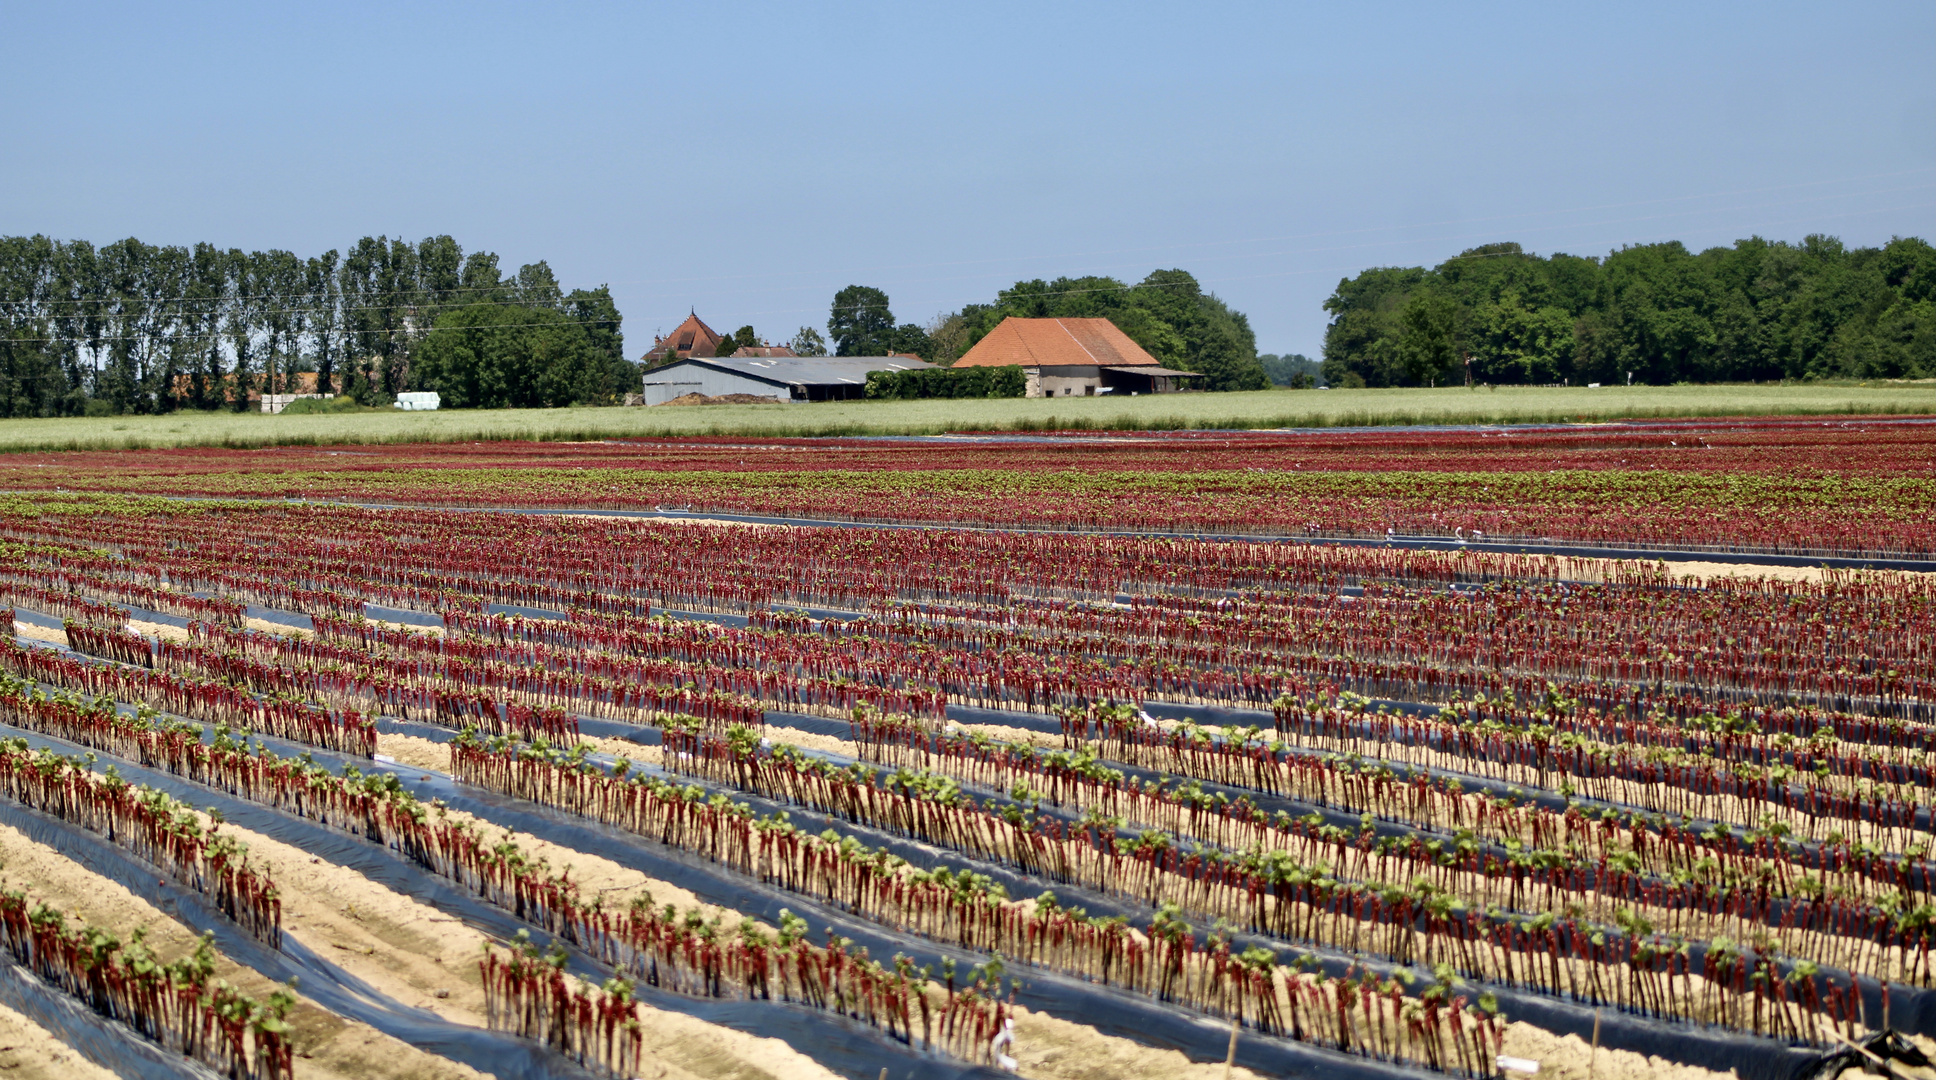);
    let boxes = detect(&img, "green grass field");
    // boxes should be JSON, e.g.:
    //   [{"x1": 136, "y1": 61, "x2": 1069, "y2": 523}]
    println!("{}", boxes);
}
[{"x1": 4, "y1": 383, "x2": 1934, "y2": 452}]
